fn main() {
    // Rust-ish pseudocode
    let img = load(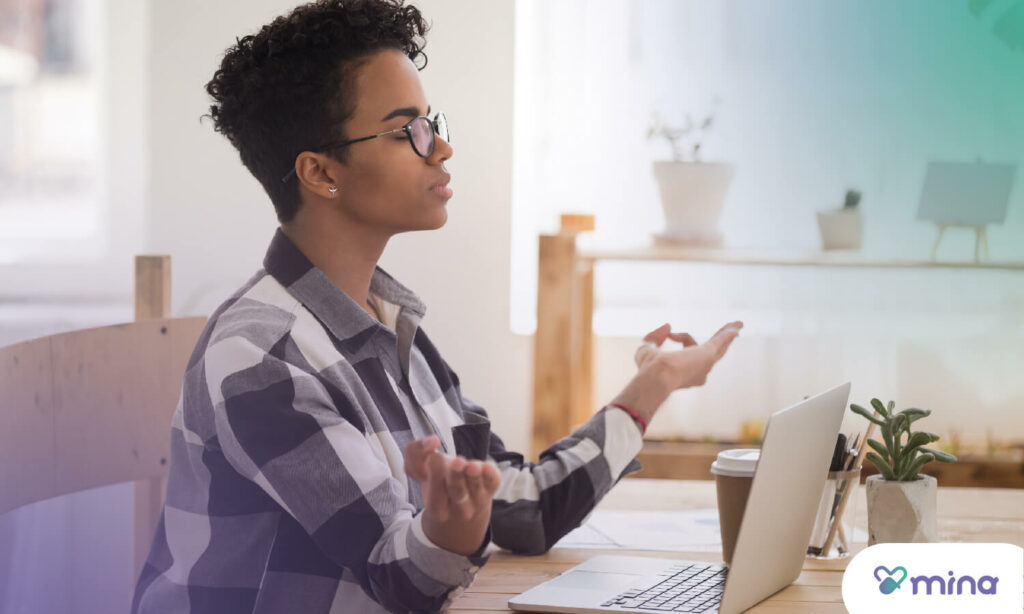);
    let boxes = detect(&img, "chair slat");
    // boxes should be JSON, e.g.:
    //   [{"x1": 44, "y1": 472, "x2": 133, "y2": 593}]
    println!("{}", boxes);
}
[
  {"x1": 0, "y1": 316, "x2": 206, "y2": 516},
  {"x1": 0, "y1": 334, "x2": 57, "y2": 514}
]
